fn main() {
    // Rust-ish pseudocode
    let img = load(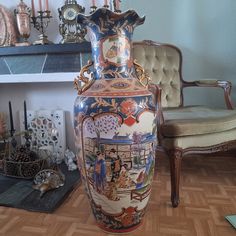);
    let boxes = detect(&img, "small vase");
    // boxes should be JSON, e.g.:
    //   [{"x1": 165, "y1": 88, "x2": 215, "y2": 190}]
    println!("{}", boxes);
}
[
  {"x1": 74, "y1": 8, "x2": 157, "y2": 233},
  {"x1": 14, "y1": 0, "x2": 31, "y2": 46}
]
